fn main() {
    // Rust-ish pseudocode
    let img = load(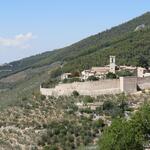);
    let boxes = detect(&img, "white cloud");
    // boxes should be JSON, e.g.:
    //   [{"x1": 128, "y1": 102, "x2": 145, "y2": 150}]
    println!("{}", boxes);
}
[{"x1": 0, "y1": 32, "x2": 36, "y2": 49}]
